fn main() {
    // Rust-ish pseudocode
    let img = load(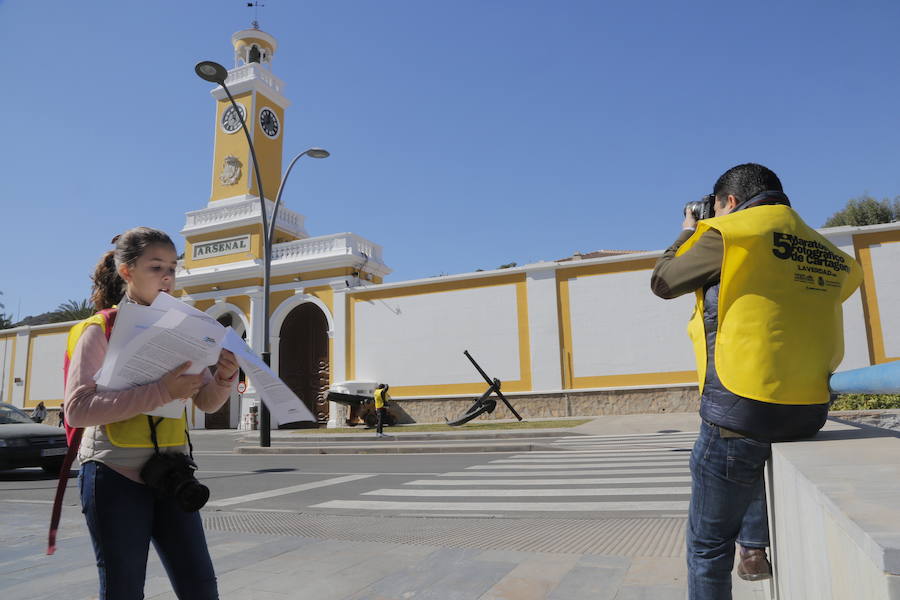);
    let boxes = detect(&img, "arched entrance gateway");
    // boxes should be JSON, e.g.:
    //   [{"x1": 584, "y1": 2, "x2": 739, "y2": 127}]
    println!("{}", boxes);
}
[{"x1": 278, "y1": 303, "x2": 330, "y2": 427}]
